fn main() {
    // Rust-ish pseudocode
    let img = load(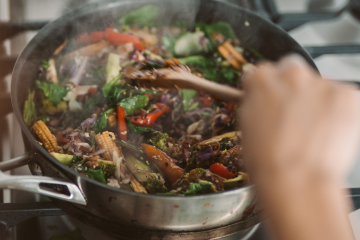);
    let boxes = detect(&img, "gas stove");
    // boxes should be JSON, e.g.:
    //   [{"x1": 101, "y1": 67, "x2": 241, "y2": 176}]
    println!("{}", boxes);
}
[{"x1": 2, "y1": 0, "x2": 360, "y2": 239}]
